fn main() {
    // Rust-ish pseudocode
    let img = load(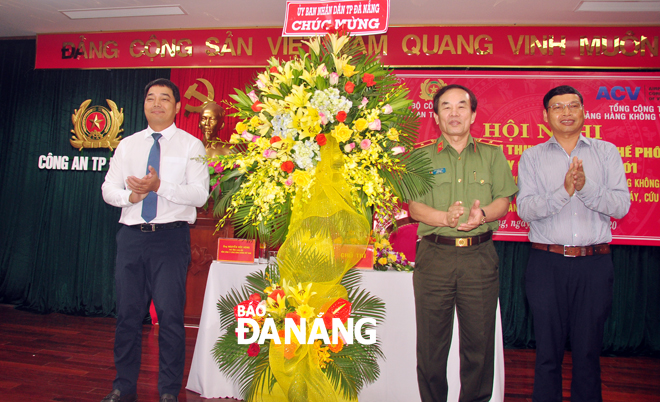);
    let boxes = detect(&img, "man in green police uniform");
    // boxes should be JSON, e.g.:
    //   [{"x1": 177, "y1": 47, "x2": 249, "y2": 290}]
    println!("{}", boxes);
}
[{"x1": 409, "y1": 84, "x2": 517, "y2": 402}]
